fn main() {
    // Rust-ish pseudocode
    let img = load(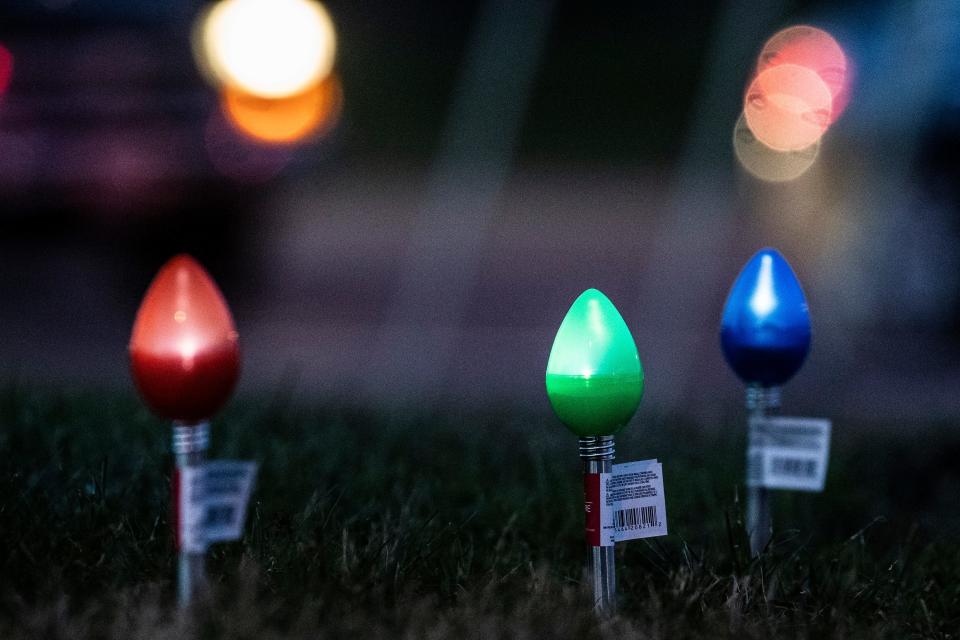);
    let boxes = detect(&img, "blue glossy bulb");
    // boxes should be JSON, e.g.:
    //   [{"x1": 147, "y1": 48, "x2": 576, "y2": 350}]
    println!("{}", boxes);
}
[{"x1": 720, "y1": 248, "x2": 811, "y2": 386}]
